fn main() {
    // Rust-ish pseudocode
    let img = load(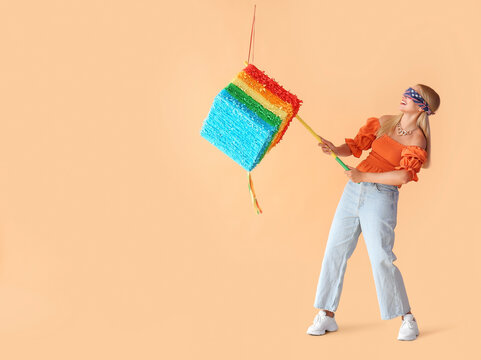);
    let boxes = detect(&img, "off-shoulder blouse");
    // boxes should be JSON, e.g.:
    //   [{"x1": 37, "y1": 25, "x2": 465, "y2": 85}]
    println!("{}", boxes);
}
[{"x1": 344, "y1": 117, "x2": 428, "y2": 189}]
